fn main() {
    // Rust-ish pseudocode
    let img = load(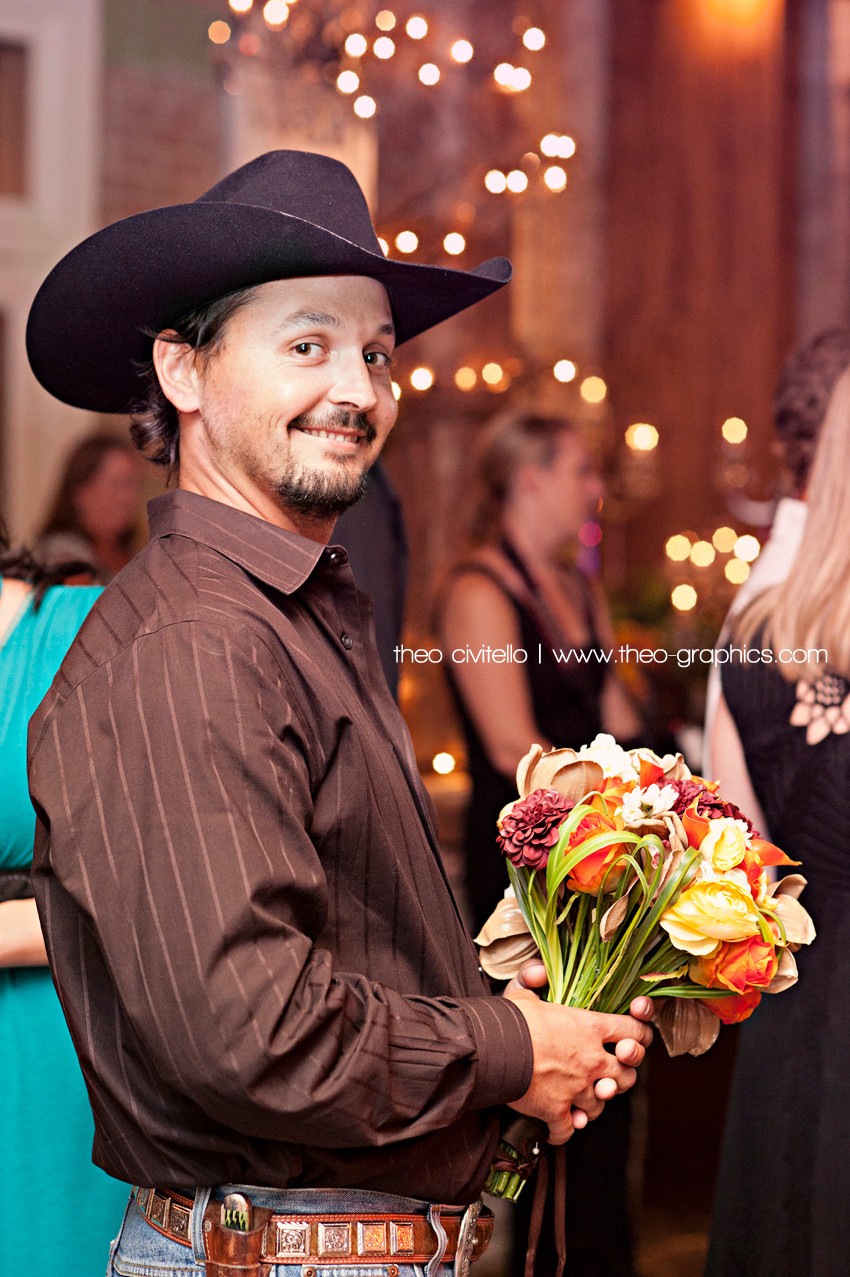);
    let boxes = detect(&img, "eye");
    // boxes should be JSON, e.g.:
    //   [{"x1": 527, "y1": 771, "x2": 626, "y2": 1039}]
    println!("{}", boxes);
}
[
  {"x1": 365, "y1": 350, "x2": 393, "y2": 369},
  {"x1": 291, "y1": 341, "x2": 323, "y2": 357}
]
